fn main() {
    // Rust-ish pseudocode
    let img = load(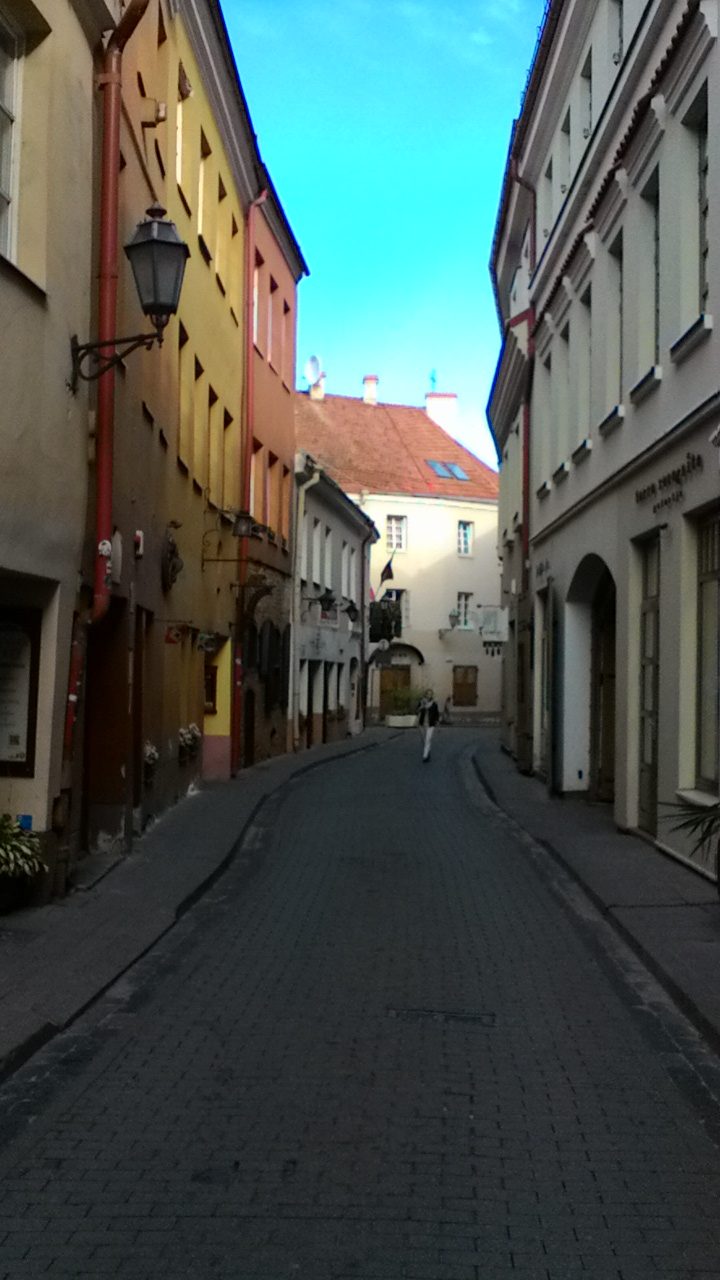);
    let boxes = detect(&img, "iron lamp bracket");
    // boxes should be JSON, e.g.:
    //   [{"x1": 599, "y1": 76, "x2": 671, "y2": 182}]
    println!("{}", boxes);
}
[{"x1": 69, "y1": 331, "x2": 162, "y2": 394}]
